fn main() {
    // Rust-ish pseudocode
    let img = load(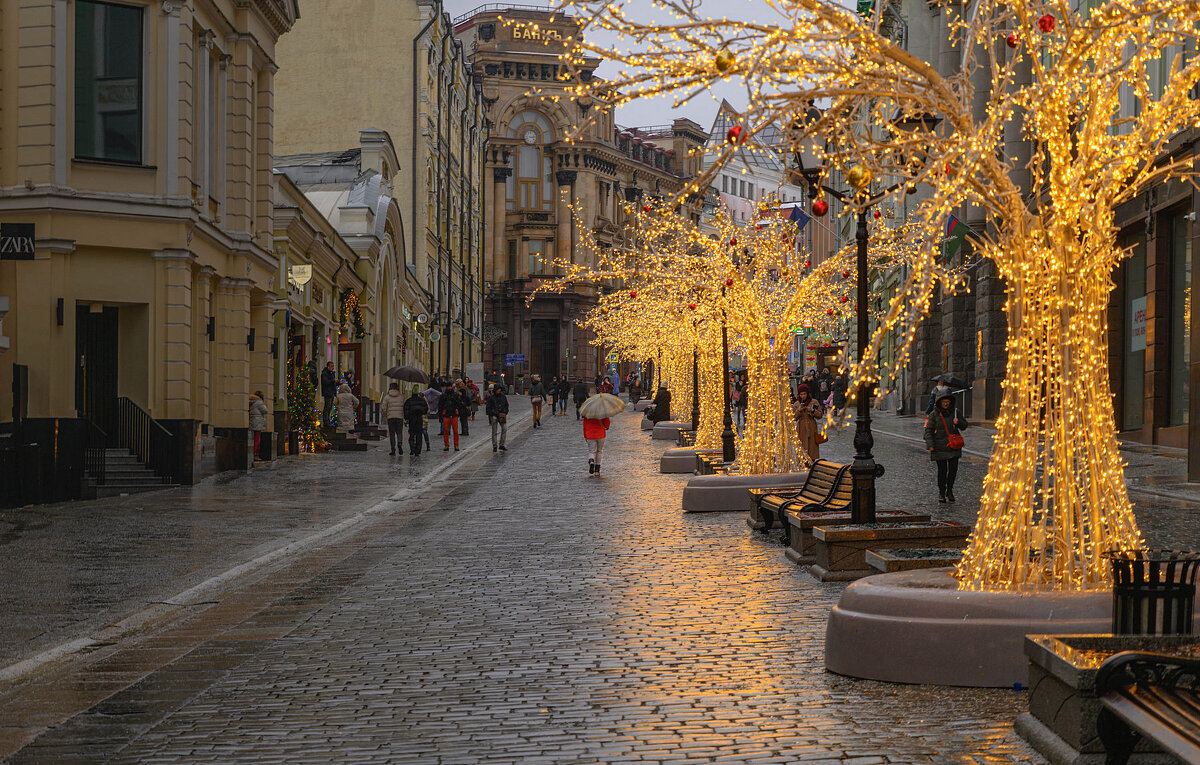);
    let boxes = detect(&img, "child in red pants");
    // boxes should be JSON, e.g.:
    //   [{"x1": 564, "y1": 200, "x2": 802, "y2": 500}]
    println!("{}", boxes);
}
[{"x1": 583, "y1": 415, "x2": 610, "y2": 475}]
